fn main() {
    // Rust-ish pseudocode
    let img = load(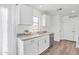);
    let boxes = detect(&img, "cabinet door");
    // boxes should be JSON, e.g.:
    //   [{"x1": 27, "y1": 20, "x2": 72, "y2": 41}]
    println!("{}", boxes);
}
[
  {"x1": 41, "y1": 14, "x2": 49, "y2": 26},
  {"x1": 38, "y1": 37, "x2": 45, "y2": 54},
  {"x1": 20, "y1": 5, "x2": 33, "y2": 25},
  {"x1": 42, "y1": 14, "x2": 47, "y2": 26},
  {"x1": 38, "y1": 35, "x2": 49, "y2": 54},
  {"x1": 24, "y1": 39, "x2": 38, "y2": 55},
  {"x1": 44, "y1": 35, "x2": 49, "y2": 49}
]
